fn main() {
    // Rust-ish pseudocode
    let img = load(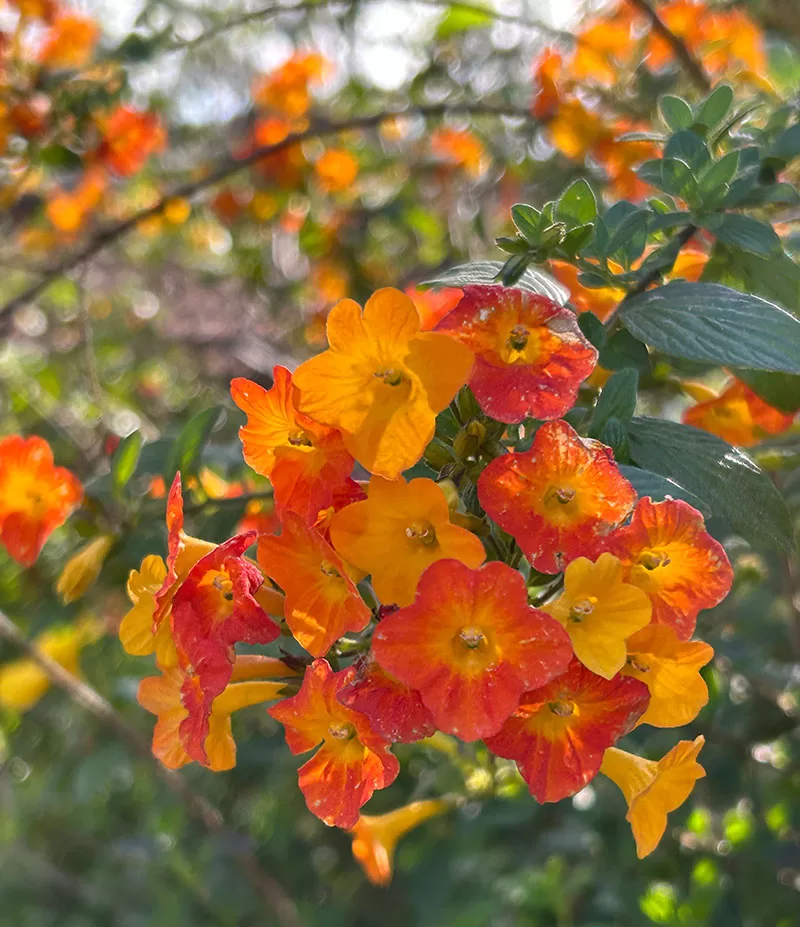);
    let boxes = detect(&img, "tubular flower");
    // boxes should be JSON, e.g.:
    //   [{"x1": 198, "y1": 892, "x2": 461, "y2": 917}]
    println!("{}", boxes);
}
[
  {"x1": 405, "y1": 285, "x2": 464, "y2": 331},
  {"x1": 329, "y1": 476, "x2": 486, "y2": 607},
  {"x1": 478, "y1": 420, "x2": 636, "y2": 574},
  {"x1": 485, "y1": 658, "x2": 650, "y2": 803},
  {"x1": 338, "y1": 654, "x2": 436, "y2": 744},
  {"x1": 171, "y1": 533, "x2": 281, "y2": 763},
  {"x1": 544, "y1": 553, "x2": 652, "y2": 679},
  {"x1": 138, "y1": 658, "x2": 293, "y2": 771},
  {"x1": 600, "y1": 736, "x2": 706, "y2": 858},
  {"x1": 55, "y1": 534, "x2": 114, "y2": 604},
  {"x1": 292, "y1": 288, "x2": 474, "y2": 479},
  {"x1": 231, "y1": 368, "x2": 355, "y2": 523},
  {"x1": 39, "y1": 13, "x2": 99, "y2": 68},
  {"x1": 682, "y1": 379, "x2": 794, "y2": 447},
  {"x1": 434, "y1": 285, "x2": 597, "y2": 424},
  {"x1": 257, "y1": 512, "x2": 371, "y2": 658},
  {"x1": 95, "y1": 106, "x2": 165, "y2": 176},
  {"x1": 0, "y1": 435, "x2": 83, "y2": 567},
  {"x1": 350, "y1": 799, "x2": 450, "y2": 885},
  {"x1": 623, "y1": 625, "x2": 714, "y2": 728},
  {"x1": 372, "y1": 560, "x2": 572, "y2": 742},
  {"x1": 269, "y1": 659, "x2": 400, "y2": 828},
  {"x1": 0, "y1": 619, "x2": 101, "y2": 712},
  {"x1": 601, "y1": 497, "x2": 733, "y2": 640}
]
